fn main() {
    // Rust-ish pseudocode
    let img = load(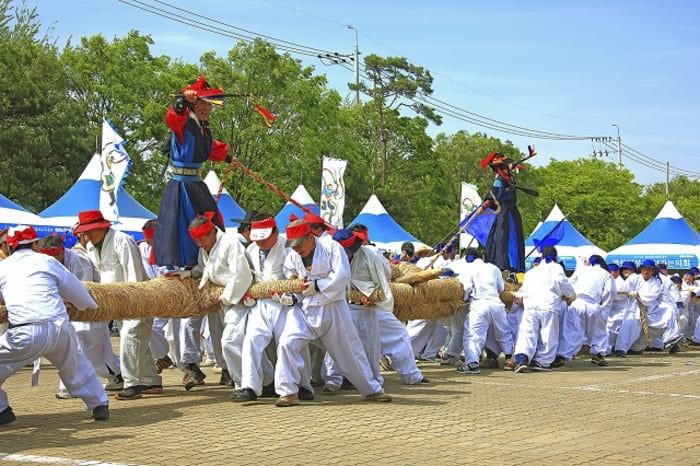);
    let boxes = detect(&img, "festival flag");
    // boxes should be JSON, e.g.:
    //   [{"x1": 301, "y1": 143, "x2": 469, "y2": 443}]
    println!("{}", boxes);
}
[
  {"x1": 459, "y1": 182, "x2": 482, "y2": 249},
  {"x1": 99, "y1": 120, "x2": 132, "y2": 222},
  {"x1": 533, "y1": 219, "x2": 566, "y2": 251},
  {"x1": 320, "y1": 156, "x2": 347, "y2": 228},
  {"x1": 253, "y1": 101, "x2": 276, "y2": 127},
  {"x1": 465, "y1": 207, "x2": 497, "y2": 247}
]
